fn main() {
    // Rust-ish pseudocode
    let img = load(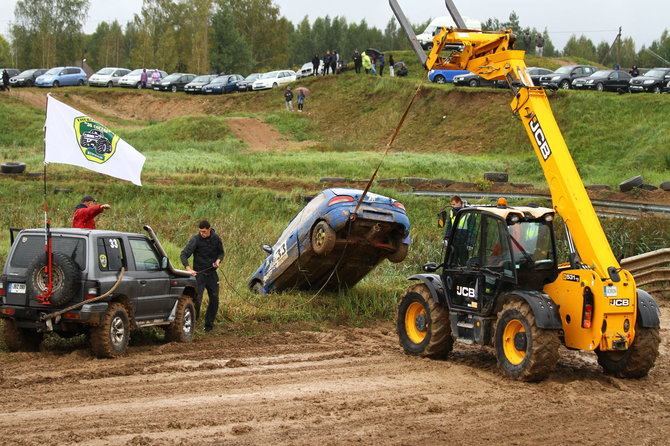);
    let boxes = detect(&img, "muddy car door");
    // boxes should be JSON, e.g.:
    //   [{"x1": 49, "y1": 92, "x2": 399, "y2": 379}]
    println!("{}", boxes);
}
[{"x1": 126, "y1": 237, "x2": 173, "y2": 319}]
